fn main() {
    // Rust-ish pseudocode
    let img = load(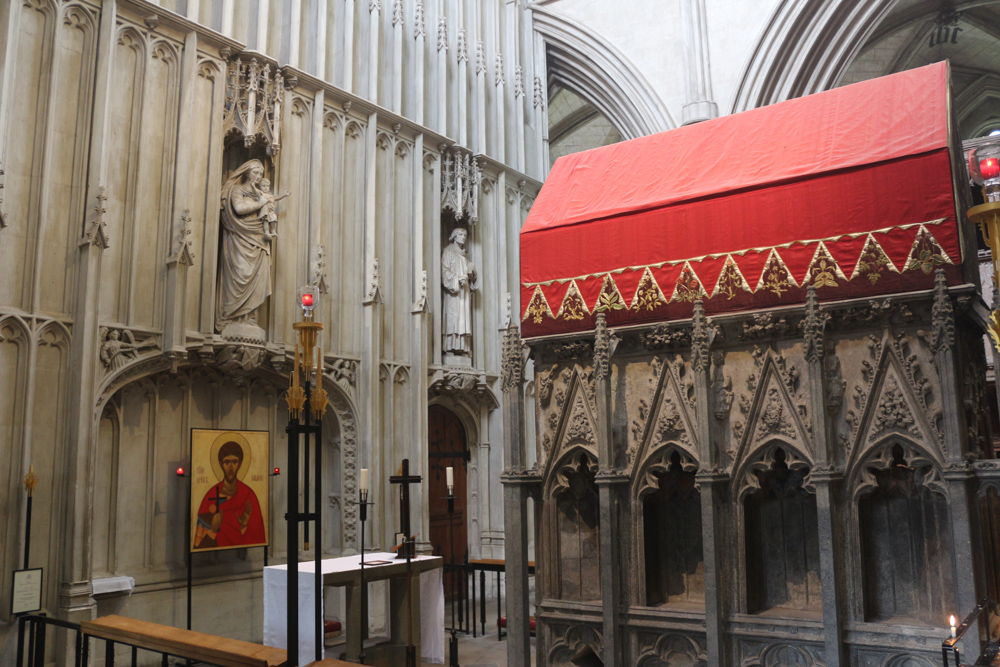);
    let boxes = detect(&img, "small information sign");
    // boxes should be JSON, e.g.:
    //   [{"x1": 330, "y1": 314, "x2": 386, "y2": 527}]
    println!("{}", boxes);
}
[{"x1": 11, "y1": 568, "x2": 42, "y2": 615}]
